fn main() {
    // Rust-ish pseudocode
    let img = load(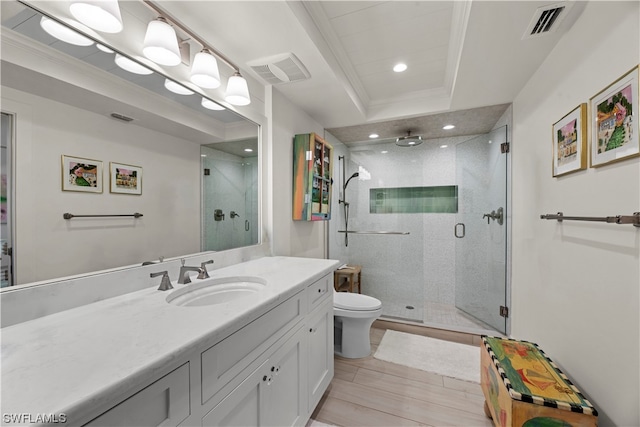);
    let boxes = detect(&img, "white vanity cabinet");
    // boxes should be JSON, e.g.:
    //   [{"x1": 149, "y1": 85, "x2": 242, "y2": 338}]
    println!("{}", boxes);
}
[
  {"x1": 307, "y1": 297, "x2": 333, "y2": 412},
  {"x1": 85, "y1": 363, "x2": 190, "y2": 427},
  {"x1": 201, "y1": 273, "x2": 333, "y2": 427},
  {"x1": 202, "y1": 325, "x2": 307, "y2": 427}
]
